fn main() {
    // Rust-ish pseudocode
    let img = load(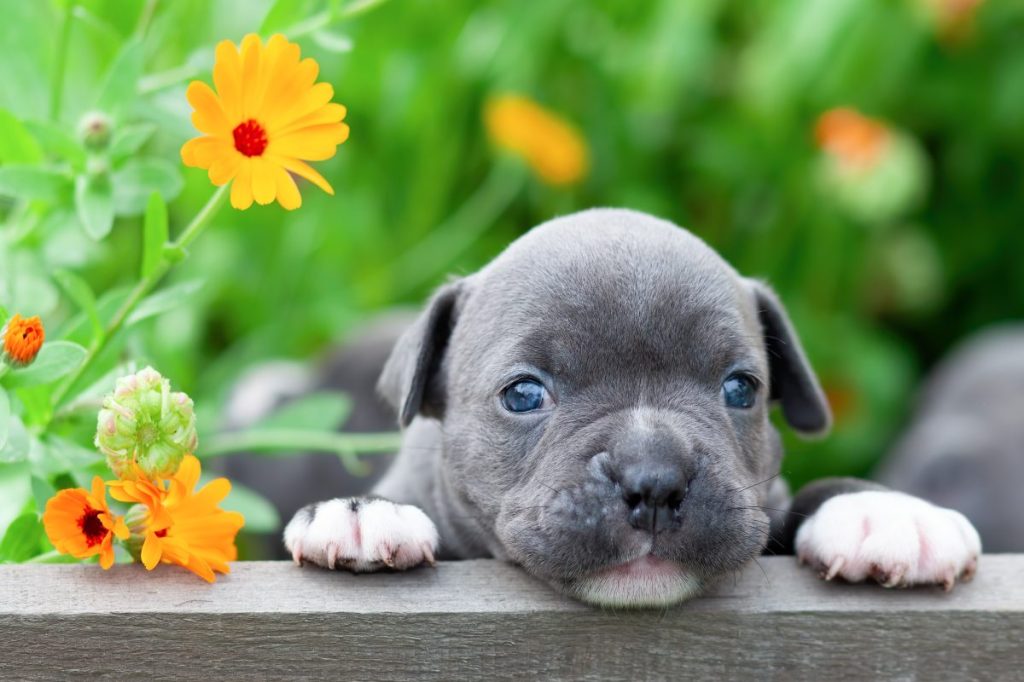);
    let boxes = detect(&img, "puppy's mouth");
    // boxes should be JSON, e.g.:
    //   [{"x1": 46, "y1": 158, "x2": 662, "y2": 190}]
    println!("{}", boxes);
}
[{"x1": 567, "y1": 554, "x2": 702, "y2": 608}]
